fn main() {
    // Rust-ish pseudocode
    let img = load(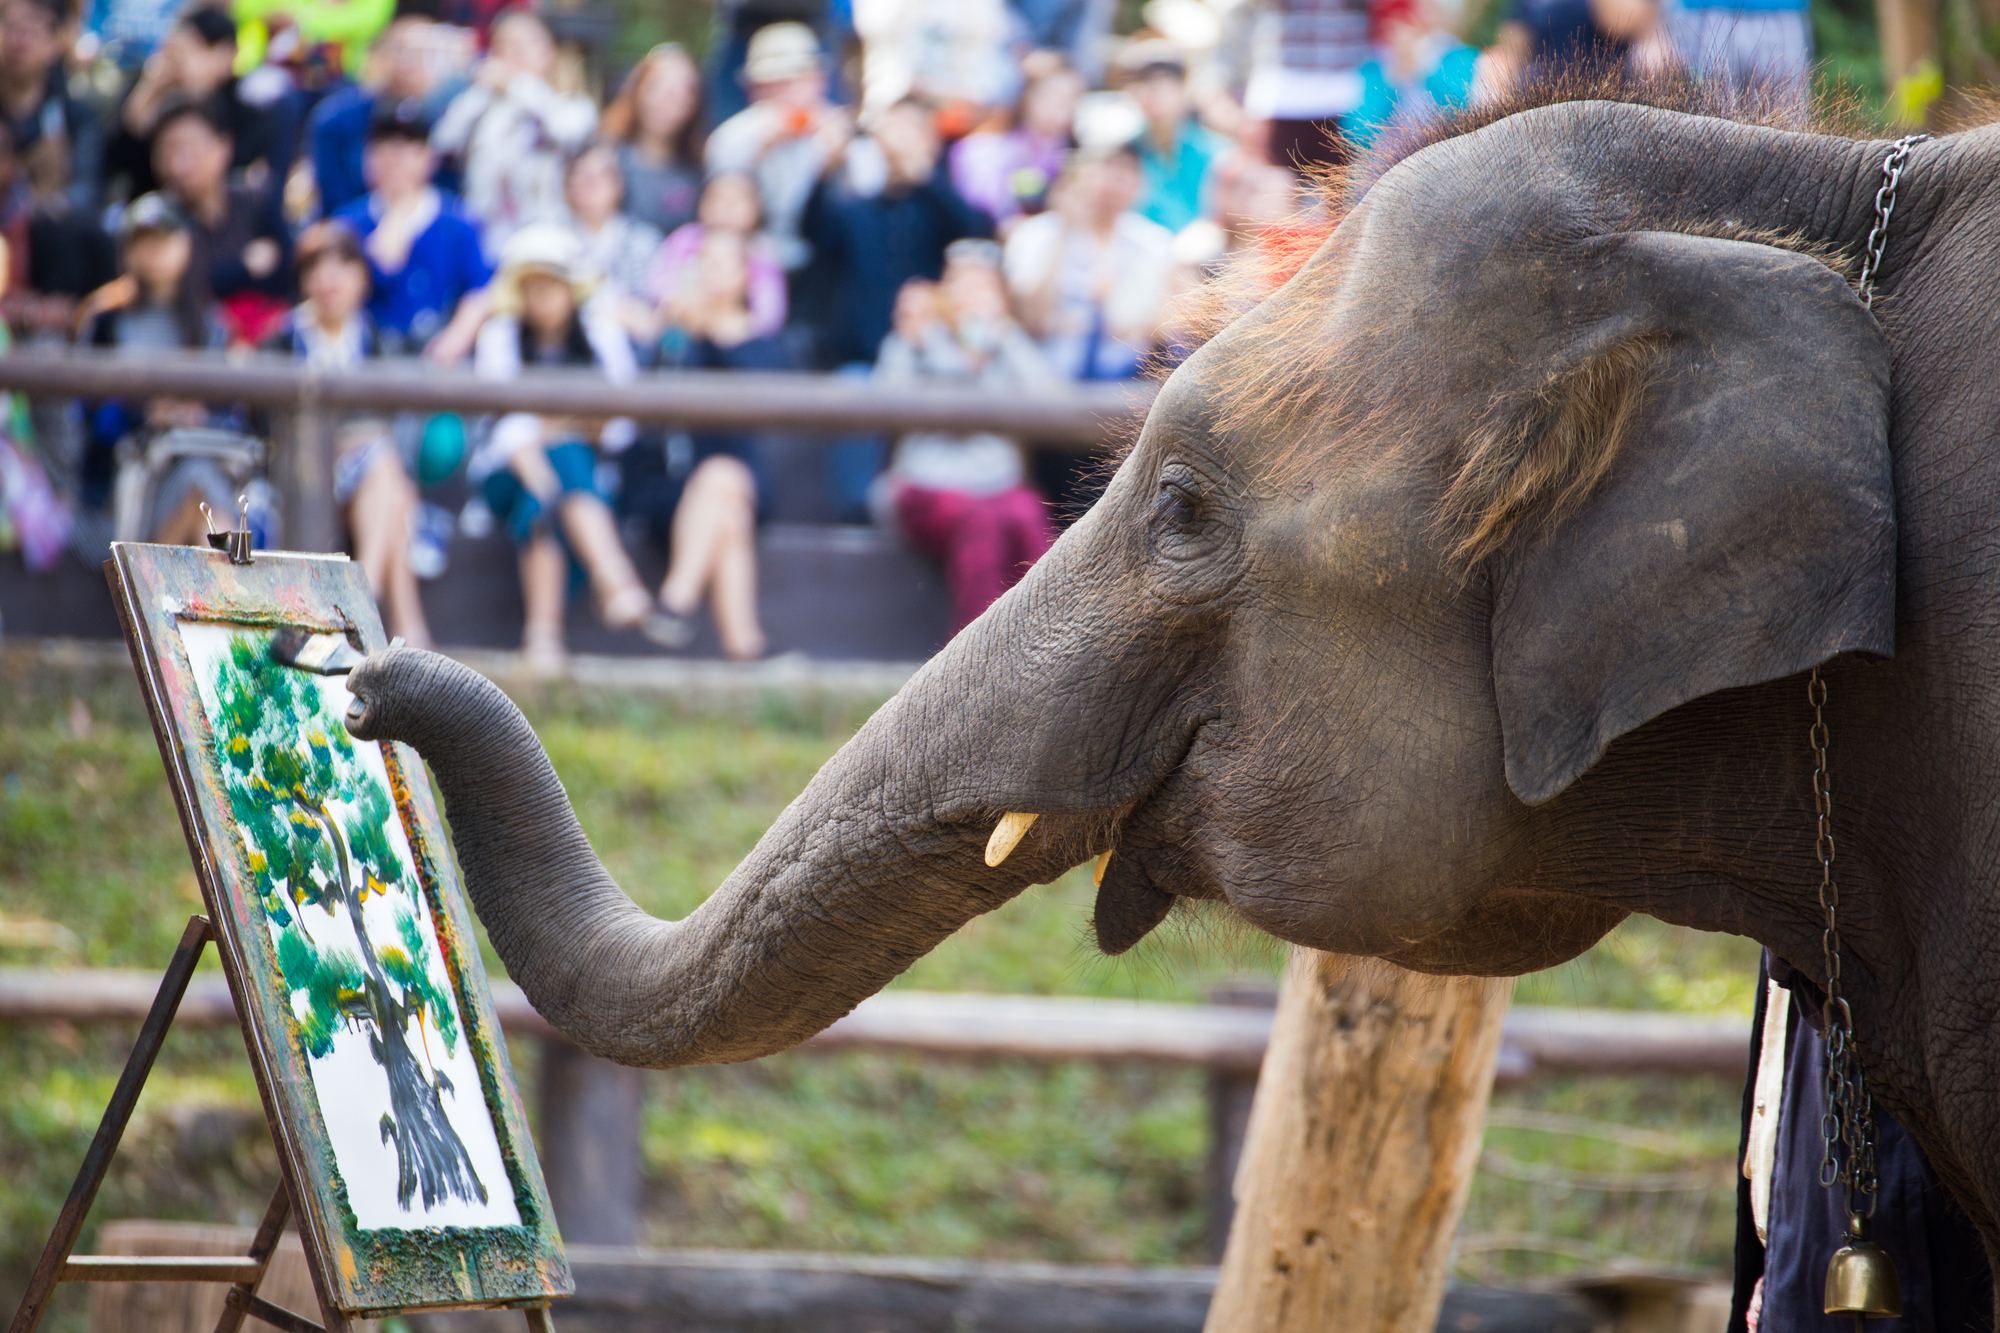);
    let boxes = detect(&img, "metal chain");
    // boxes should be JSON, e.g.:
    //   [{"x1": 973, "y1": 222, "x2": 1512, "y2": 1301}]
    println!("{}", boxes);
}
[
  {"x1": 1812, "y1": 132, "x2": 1927, "y2": 1228},
  {"x1": 1811, "y1": 666, "x2": 1879, "y2": 1220},
  {"x1": 1854, "y1": 133, "x2": 1930, "y2": 311}
]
